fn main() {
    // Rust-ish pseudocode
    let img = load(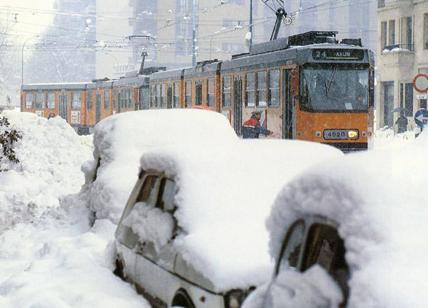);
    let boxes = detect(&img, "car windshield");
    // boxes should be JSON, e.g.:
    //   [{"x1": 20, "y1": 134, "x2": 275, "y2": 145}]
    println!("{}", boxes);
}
[{"x1": 301, "y1": 65, "x2": 369, "y2": 112}]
